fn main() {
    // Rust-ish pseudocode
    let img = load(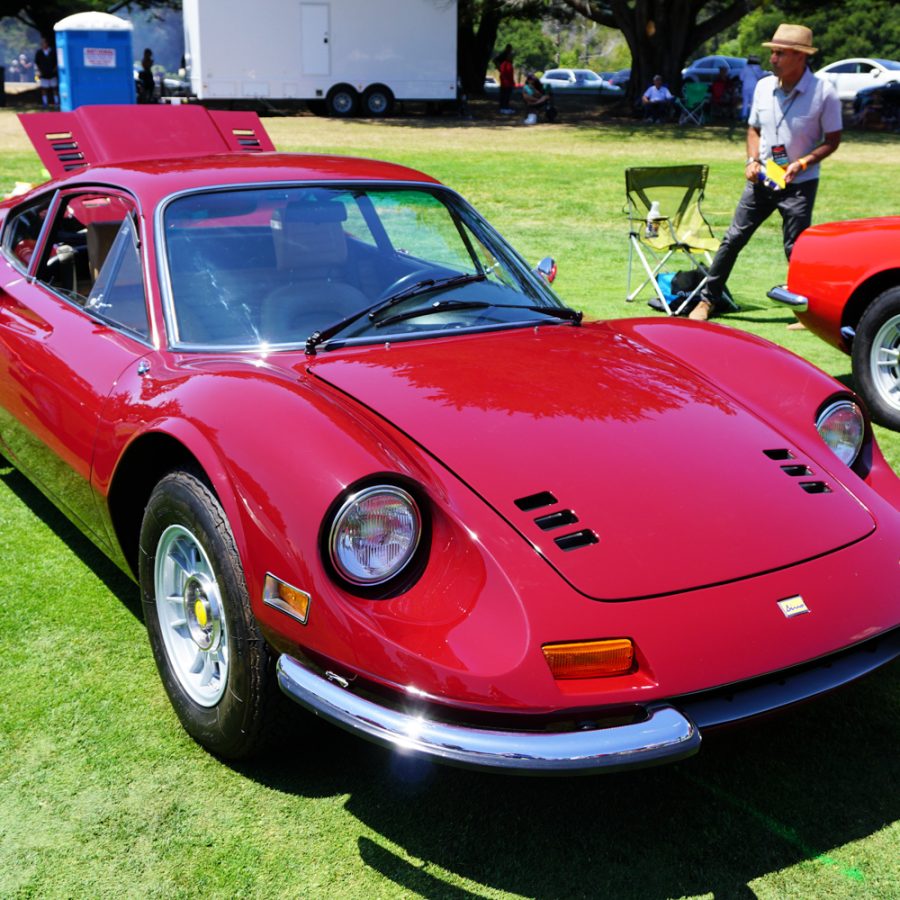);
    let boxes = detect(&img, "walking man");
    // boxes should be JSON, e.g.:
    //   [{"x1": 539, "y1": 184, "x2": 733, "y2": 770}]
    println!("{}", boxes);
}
[{"x1": 690, "y1": 24, "x2": 841, "y2": 321}]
